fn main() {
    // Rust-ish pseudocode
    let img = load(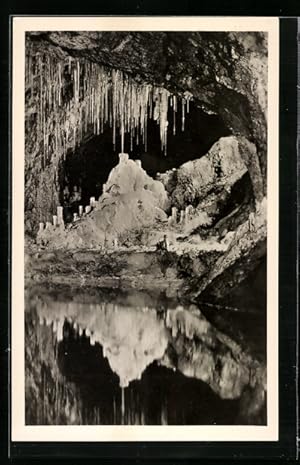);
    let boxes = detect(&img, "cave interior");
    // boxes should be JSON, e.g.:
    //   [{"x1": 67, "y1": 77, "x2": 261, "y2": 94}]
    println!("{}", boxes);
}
[
  {"x1": 62, "y1": 102, "x2": 231, "y2": 213},
  {"x1": 25, "y1": 30, "x2": 266, "y2": 231}
]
